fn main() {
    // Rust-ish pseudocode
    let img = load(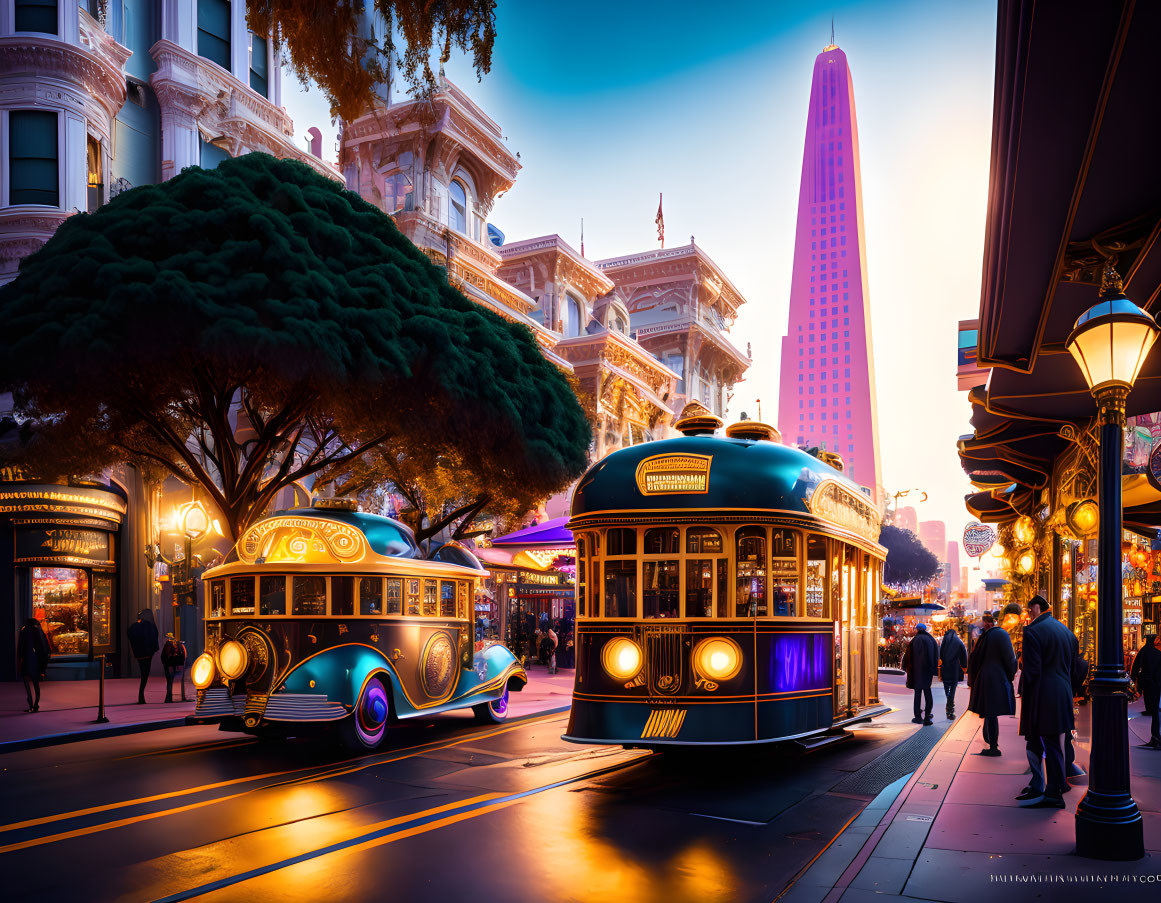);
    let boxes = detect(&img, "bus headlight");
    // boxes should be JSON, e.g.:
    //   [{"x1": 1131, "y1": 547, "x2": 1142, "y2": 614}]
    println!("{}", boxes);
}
[
  {"x1": 694, "y1": 637, "x2": 742, "y2": 681},
  {"x1": 602, "y1": 637, "x2": 643, "y2": 681},
  {"x1": 217, "y1": 640, "x2": 249, "y2": 681},
  {"x1": 191, "y1": 653, "x2": 216, "y2": 689}
]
